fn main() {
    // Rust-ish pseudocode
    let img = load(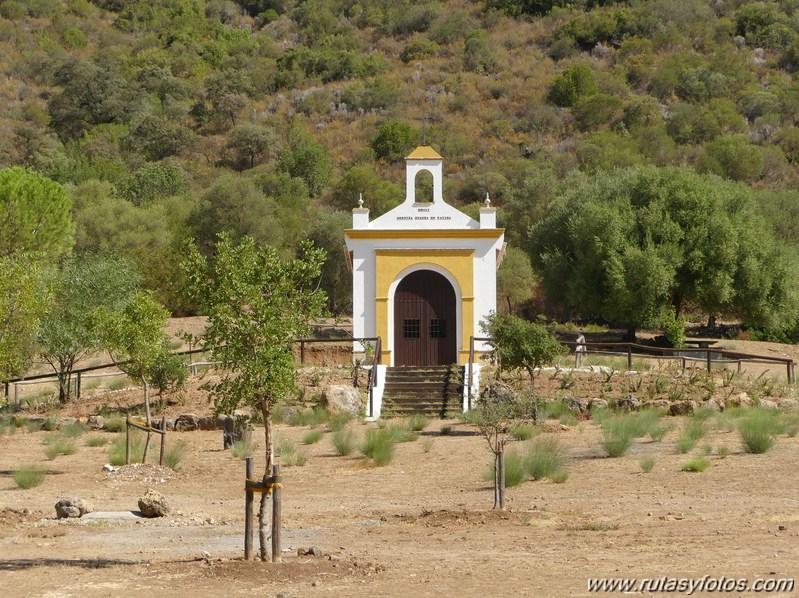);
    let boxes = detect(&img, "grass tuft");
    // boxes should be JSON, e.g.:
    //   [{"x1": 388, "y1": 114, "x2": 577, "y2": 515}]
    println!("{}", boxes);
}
[
  {"x1": 86, "y1": 436, "x2": 108, "y2": 447},
  {"x1": 162, "y1": 440, "x2": 188, "y2": 470},
  {"x1": 232, "y1": 438, "x2": 257, "y2": 459},
  {"x1": 331, "y1": 428, "x2": 358, "y2": 456},
  {"x1": 12, "y1": 464, "x2": 46, "y2": 489},
  {"x1": 361, "y1": 429, "x2": 396, "y2": 466},
  {"x1": 511, "y1": 424, "x2": 539, "y2": 441},
  {"x1": 639, "y1": 456, "x2": 655, "y2": 473},
  {"x1": 108, "y1": 434, "x2": 143, "y2": 466},
  {"x1": 62, "y1": 421, "x2": 90, "y2": 437},
  {"x1": 274, "y1": 436, "x2": 308, "y2": 466},
  {"x1": 43, "y1": 434, "x2": 76, "y2": 460},
  {"x1": 681, "y1": 456, "x2": 711, "y2": 472},
  {"x1": 407, "y1": 414, "x2": 431, "y2": 432},
  {"x1": 288, "y1": 406, "x2": 327, "y2": 427},
  {"x1": 738, "y1": 409, "x2": 780, "y2": 454},
  {"x1": 327, "y1": 412, "x2": 353, "y2": 432},
  {"x1": 303, "y1": 429, "x2": 324, "y2": 445},
  {"x1": 104, "y1": 417, "x2": 126, "y2": 433},
  {"x1": 525, "y1": 437, "x2": 567, "y2": 481},
  {"x1": 482, "y1": 449, "x2": 526, "y2": 488}
]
